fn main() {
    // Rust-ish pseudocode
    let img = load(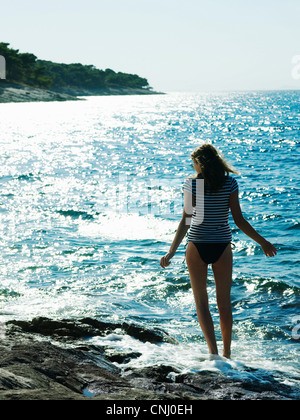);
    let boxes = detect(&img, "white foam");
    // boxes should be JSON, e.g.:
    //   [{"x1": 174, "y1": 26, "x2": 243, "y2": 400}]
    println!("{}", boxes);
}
[
  {"x1": 88, "y1": 330, "x2": 300, "y2": 390},
  {"x1": 78, "y1": 212, "x2": 176, "y2": 241},
  {"x1": 90, "y1": 332, "x2": 255, "y2": 381}
]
